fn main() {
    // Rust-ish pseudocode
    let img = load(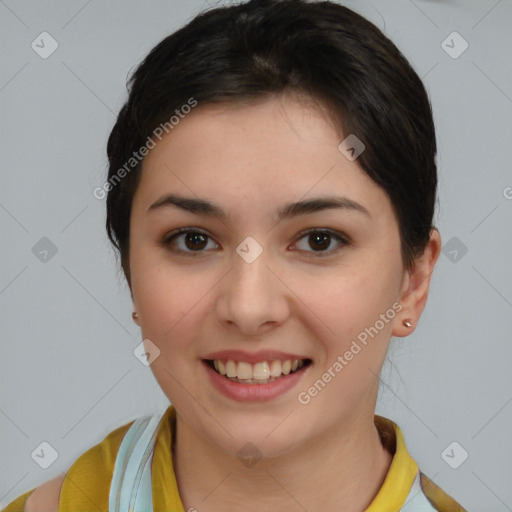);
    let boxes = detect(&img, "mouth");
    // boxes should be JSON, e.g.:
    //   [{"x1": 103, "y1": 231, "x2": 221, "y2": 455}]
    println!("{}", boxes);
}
[{"x1": 203, "y1": 358, "x2": 312, "y2": 384}]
